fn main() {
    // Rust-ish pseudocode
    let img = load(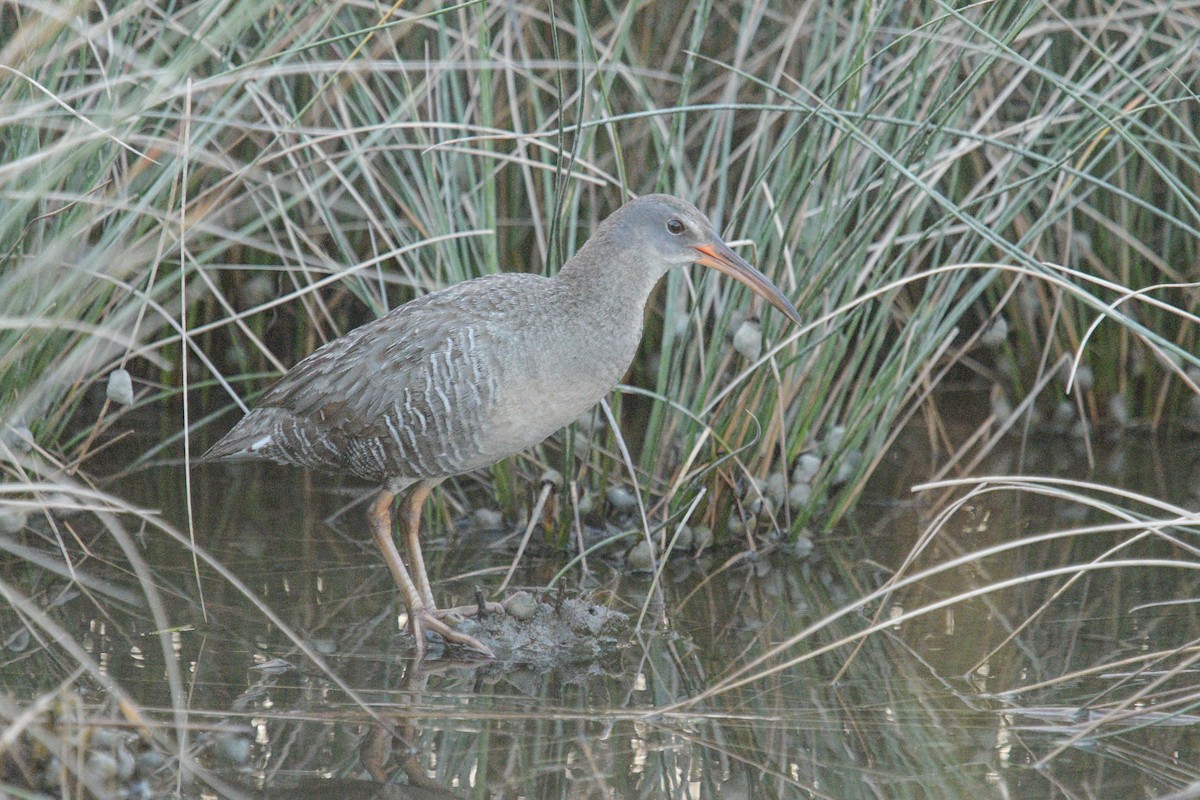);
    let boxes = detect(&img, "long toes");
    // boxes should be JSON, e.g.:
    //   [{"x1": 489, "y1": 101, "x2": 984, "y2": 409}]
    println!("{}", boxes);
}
[
  {"x1": 416, "y1": 611, "x2": 495, "y2": 658},
  {"x1": 434, "y1": 601, "x2": 506, "y2": 619}
]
